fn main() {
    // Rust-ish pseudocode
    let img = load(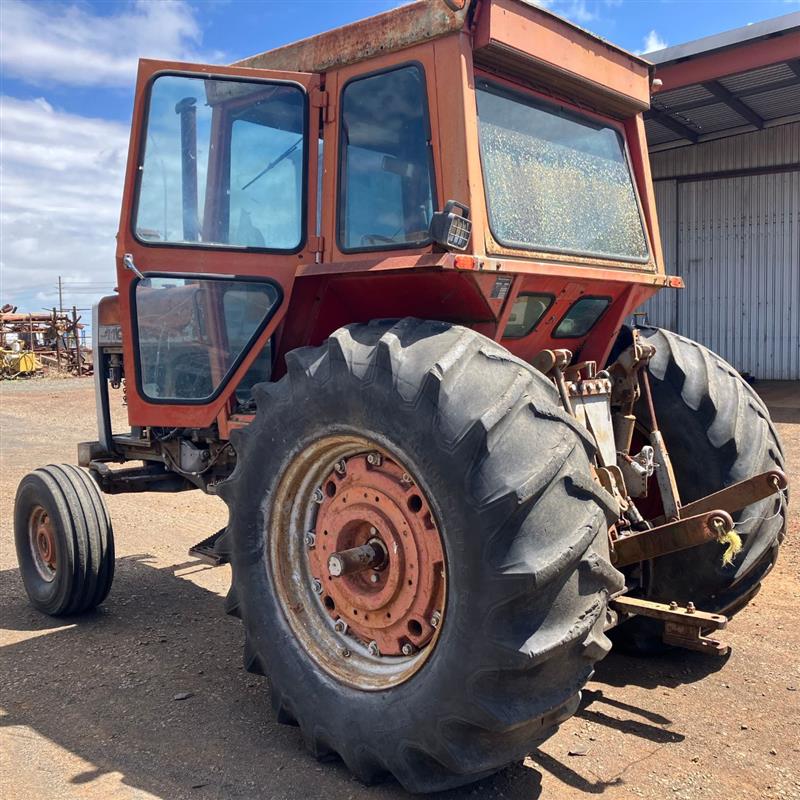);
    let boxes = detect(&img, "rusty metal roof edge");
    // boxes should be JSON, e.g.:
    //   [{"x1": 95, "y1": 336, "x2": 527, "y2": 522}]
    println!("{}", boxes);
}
[
  {"x1": 515, "y1": 0, "x2": 653, "y2": 68},
  {"x1": 233, "y1": 0, "x2": 652, "y2": 75},
  {"x1": 233, "y1": 0, "x2": 470, "y2": 73}
]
